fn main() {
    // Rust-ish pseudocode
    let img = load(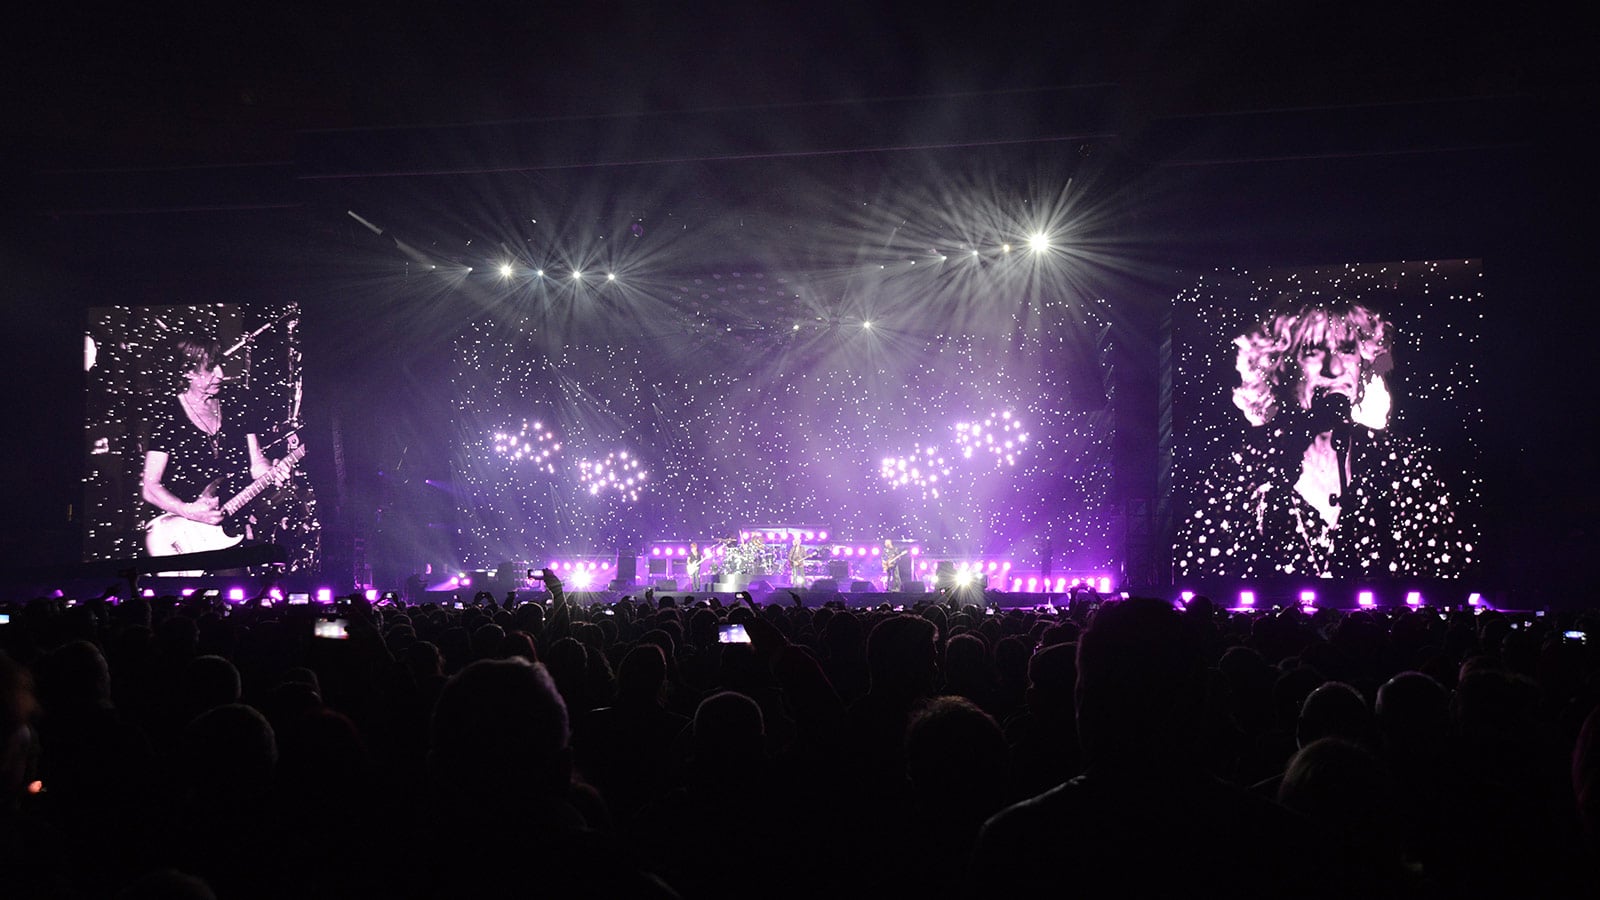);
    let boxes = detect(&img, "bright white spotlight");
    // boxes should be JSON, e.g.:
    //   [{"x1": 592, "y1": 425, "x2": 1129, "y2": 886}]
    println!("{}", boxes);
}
[
  {"x1": 863, "y1": 321, "x2": 873, "y2": 330},
  {"x1": 499, "y1": 263, "x2": 514, "y2": 278},
  {"x1": 606, "y1": 273, "x2": 616, "y2": 281},
  {"x1": 1028, "y1": 233, "x2": 1050, "y2": 252},
  {"x1": 535, "y1": 269, "x2": 545, "y2": 278},
  {"x1": 572, "y1": 271, "x2": 582, "y2": 280},
  {"x1": 1001, "y1": 243, "x2": 1012, "y2": 254}
]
